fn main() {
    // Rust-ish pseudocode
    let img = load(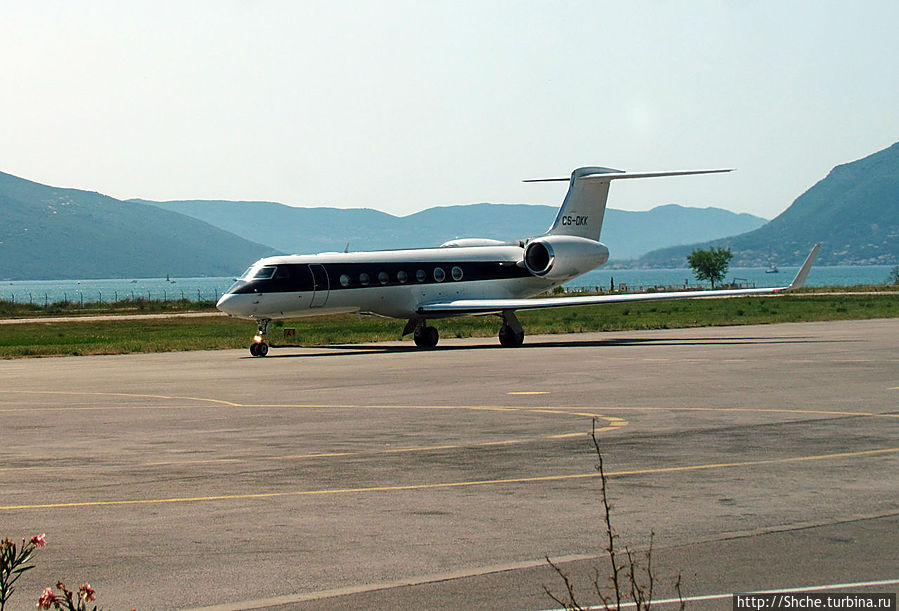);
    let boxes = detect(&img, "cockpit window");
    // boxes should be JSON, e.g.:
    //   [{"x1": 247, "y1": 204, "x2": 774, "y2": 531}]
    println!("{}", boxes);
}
[{"x1": 250, "y1": 266, "x2": 277, "y2": 280}]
